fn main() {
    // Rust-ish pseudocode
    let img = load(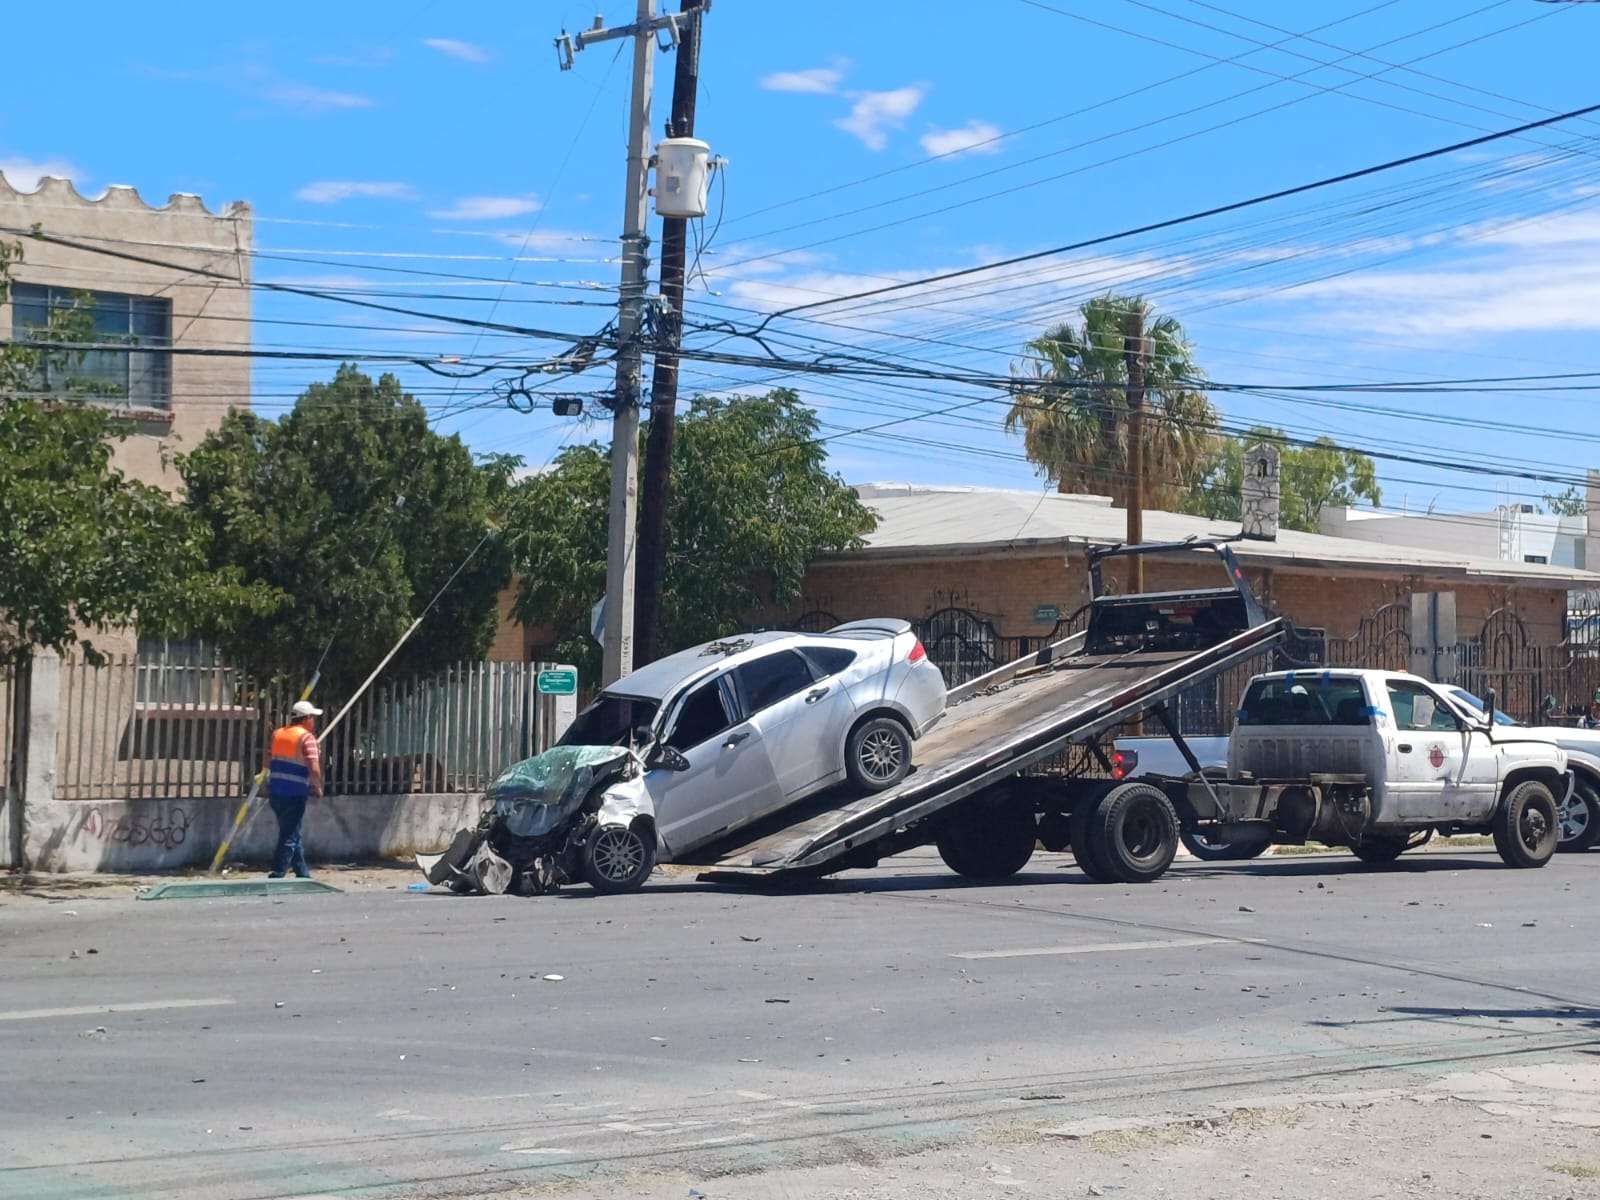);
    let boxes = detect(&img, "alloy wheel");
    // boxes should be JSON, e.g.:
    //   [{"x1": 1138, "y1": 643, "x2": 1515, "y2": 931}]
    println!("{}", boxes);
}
[
  {"x1": 1561, "y1": 791, "x2": 1591, "y2": 843},
  {"x1": 858, "y1": 728, "x2": 905, "y2": 782},
  {"x1": 591, "y1": 827, "x2": 644, "y2": 882}
]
